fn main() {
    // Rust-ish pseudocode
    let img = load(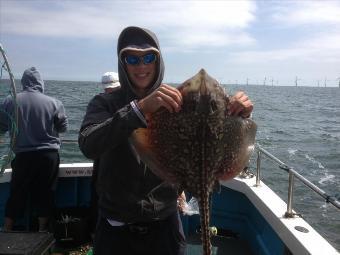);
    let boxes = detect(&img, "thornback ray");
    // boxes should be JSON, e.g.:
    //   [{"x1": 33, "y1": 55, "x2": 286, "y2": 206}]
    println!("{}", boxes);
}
[{"x1": 130, "y1": 69, "x2": 257, "y2": 255}]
